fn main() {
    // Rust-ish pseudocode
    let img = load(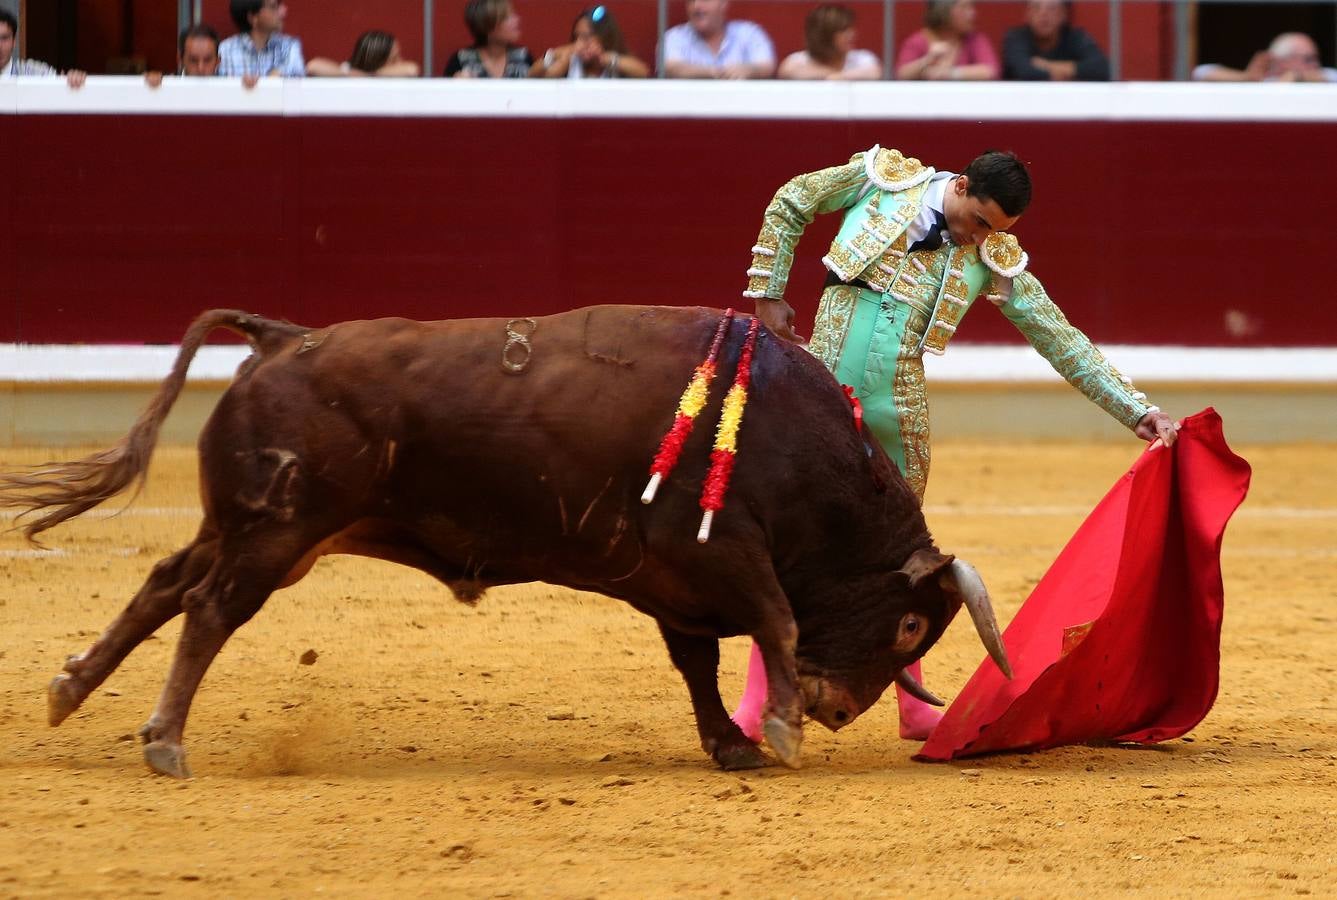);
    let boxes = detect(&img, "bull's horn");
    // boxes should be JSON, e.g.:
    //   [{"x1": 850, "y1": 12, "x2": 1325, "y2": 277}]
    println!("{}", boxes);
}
[
  {"x1": 943, "y1": 559, "x2": 1013, "y2": 679},
  {"x1": 895, "y1": 667, "x2": 945, "y2": 707}
]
